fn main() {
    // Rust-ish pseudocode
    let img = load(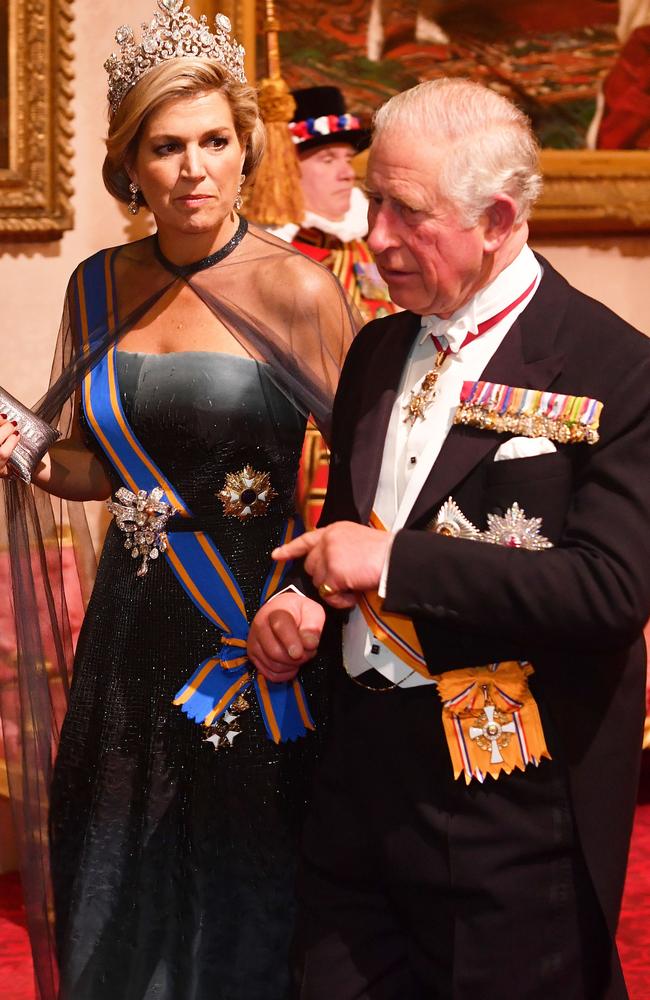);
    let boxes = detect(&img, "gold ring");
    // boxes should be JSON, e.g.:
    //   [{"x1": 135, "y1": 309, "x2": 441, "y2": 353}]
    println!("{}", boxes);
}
[{"x1": 318, "y1": 582, "x2": 336, "y2": 599}]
